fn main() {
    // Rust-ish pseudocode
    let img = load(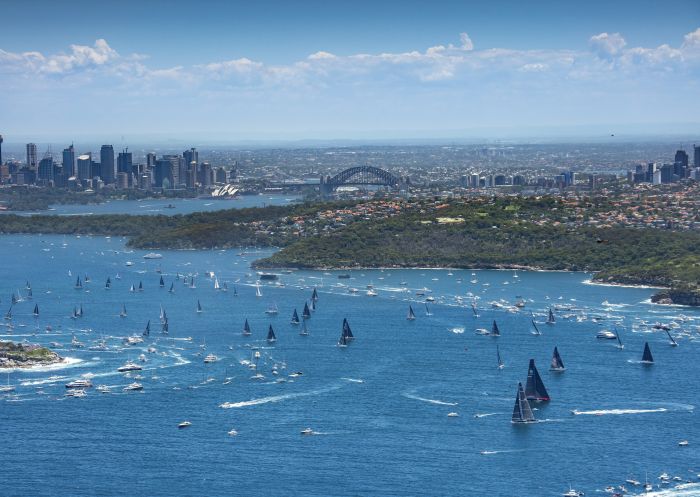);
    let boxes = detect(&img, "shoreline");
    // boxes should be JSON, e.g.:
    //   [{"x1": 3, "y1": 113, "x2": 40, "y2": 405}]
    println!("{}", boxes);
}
[{"x1": 1, "y1": 356, "x2": 81, "y2": 373}]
